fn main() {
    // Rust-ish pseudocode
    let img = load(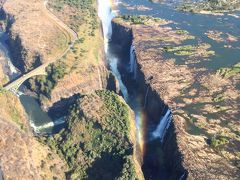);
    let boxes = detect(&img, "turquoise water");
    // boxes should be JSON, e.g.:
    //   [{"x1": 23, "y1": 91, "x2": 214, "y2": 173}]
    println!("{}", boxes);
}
[
  {"x1": 0, "y1": 31, "x2": 64, "y2": 134},
  {"x1": 118, "y1": 0, "x2": 240, "y2": 70},
  {"x1": 20, "y1": 94, "x2": 66, "y2": 134}
]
